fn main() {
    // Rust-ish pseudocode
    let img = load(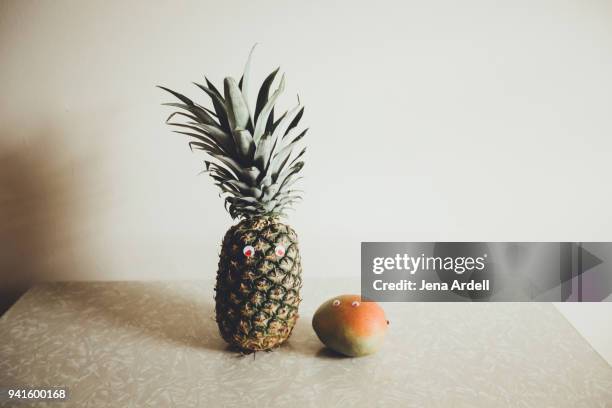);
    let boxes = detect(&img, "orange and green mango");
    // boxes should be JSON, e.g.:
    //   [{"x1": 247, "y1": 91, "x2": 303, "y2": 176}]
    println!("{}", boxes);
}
[{"x1": 312, "y1": 294, "x2": 388, "y2": 357}]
